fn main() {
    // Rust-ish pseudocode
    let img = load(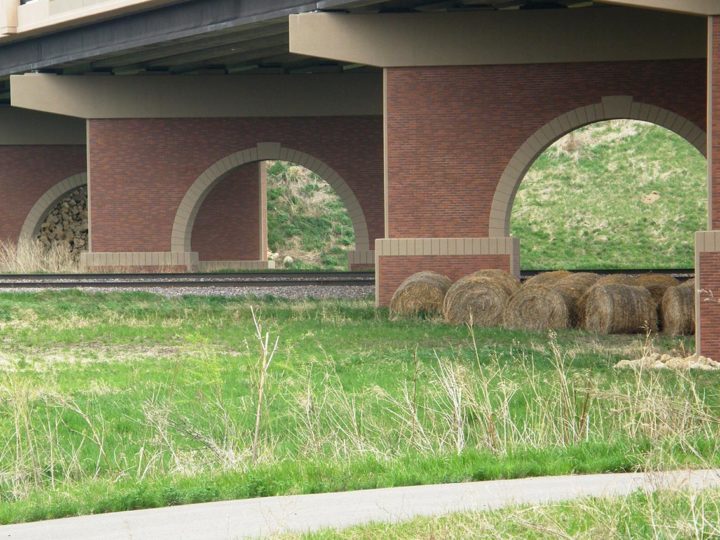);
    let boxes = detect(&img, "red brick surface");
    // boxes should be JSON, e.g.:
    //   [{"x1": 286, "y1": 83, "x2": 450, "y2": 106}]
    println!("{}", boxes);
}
[
  {"x1": 88, "y1": 117, "x2": 383, "y2": 253},
  {"x1": 385, "y1": 60, "x2": 706, "y2": 239},
  {"x1": 191, "y1": 163, "x2": 261, "y2": 261},
  {"x1": 712, "y1": 18, "x2": 720, "y2": 229},
  {"x1": 378, "y1": 255, "x2": 510, "y2": 306},
  {"x1": 0, "y1": 146, "x2": 86, "y2": 243},
  {"x1": 699, "y1": 252, "x2": 720, "y2": 360}
]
